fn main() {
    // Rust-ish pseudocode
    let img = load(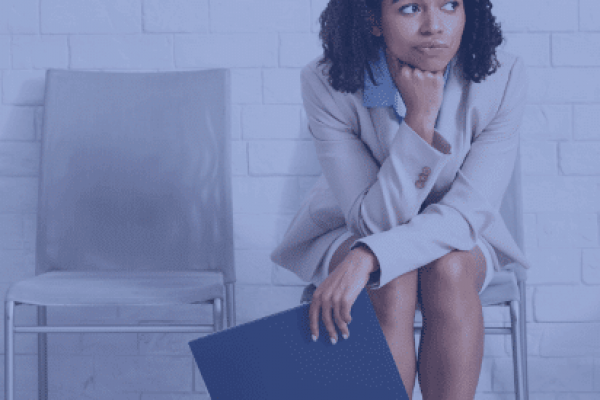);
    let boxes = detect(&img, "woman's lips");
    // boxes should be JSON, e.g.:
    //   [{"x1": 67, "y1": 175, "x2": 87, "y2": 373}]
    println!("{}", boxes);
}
[{"x1": 415, "y1": 46, "x2": 446, "y2": 56}]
